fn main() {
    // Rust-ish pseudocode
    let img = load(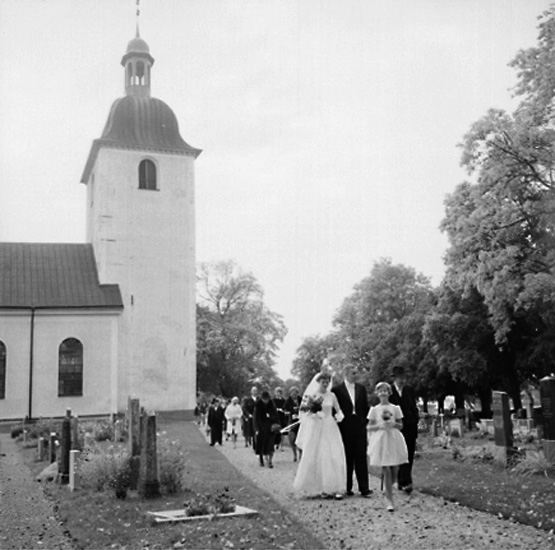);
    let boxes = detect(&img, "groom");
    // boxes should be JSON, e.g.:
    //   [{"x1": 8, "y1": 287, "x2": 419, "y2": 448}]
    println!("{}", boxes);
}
[{"x1": 332, "y1": 363, "x2": 372, "y2": 497}]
